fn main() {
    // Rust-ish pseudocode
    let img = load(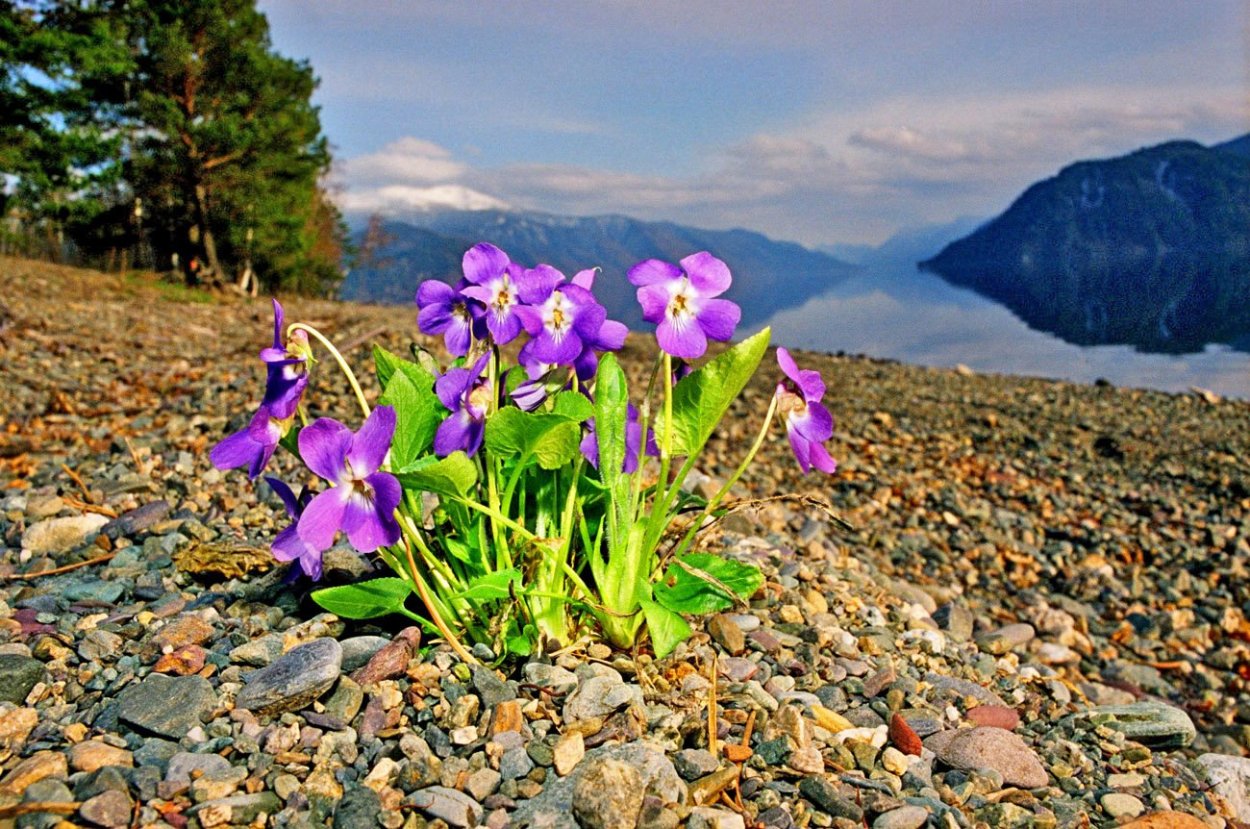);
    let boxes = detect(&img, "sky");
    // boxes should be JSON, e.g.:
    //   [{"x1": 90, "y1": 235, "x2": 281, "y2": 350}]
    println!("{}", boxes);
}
[{"x1": 259, "y1": 1, "x2": 1249, "y2": 247}]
